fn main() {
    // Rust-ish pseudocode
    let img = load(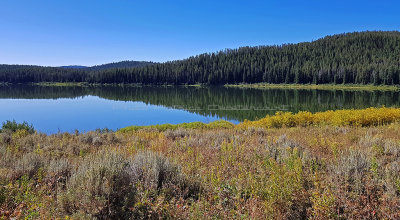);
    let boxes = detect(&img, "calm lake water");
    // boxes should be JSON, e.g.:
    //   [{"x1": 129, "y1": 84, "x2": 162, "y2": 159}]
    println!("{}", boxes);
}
[{"x1": 1, "y1": 85, "x2": 400, "y2": 133}]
